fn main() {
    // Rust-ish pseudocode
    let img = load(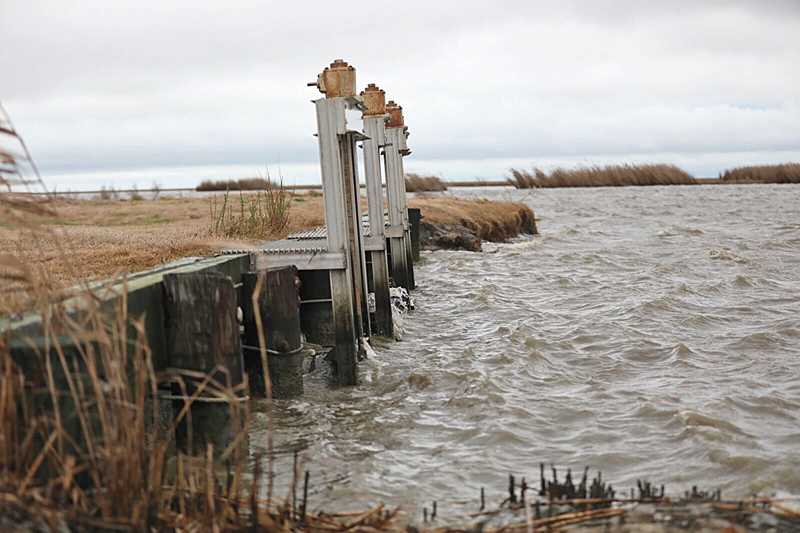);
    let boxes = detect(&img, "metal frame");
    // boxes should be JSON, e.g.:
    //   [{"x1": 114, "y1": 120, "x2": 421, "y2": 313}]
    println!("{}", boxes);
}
[
  {"x1": 362, "y1": 113, "x2": 394, "y2": 337},
  {"x1": 383, "y1": 126, "x2": 414, "y2": 289}
]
